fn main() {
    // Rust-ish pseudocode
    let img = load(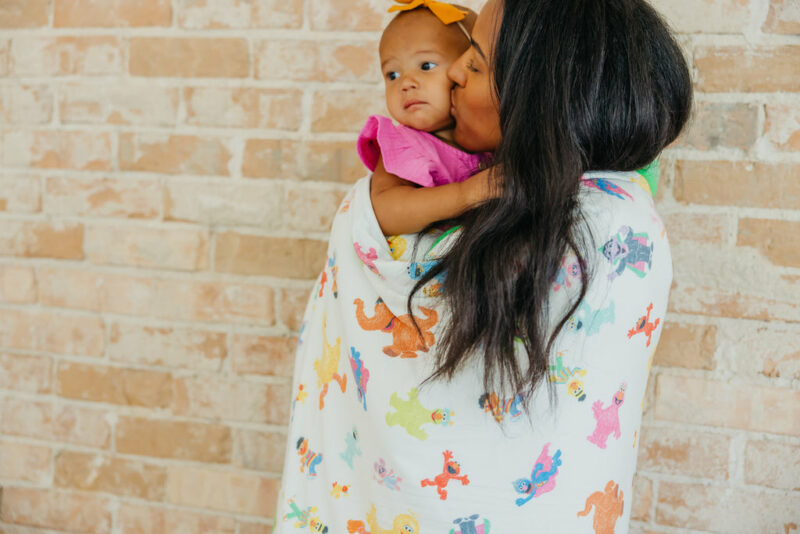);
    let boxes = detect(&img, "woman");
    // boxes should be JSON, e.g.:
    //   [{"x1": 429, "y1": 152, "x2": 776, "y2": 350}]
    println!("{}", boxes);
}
[{"x1": 273, "y1": 0, "x2": 692, "y2": 531}]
